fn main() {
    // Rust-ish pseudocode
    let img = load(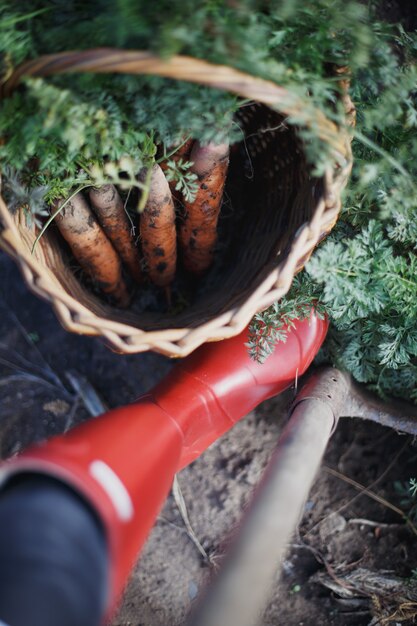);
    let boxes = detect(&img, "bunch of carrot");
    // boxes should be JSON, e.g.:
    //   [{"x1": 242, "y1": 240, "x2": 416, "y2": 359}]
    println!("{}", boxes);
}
[{"x1": 53, "y1": 140, "x2": 230, "y2": 307}]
